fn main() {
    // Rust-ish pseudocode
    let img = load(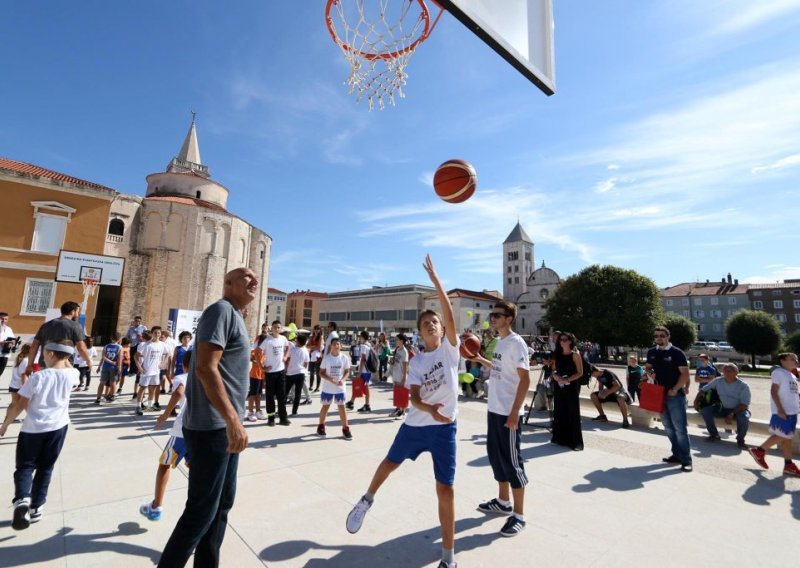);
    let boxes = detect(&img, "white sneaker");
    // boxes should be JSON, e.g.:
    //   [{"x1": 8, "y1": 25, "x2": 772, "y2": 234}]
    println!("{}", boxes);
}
[
  {"x1": 346, "y1": 496, "x2": 372, "y2": 534},
  {"x1": 247, "y1": 413, "x2": 257, "y2": 422},
  {"x1": 256, "y1": 411, "x2": 268, "y2": 420}
]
